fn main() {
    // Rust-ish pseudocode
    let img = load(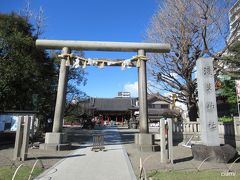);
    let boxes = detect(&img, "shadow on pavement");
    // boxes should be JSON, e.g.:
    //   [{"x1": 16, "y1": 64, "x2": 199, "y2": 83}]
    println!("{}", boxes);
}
[
  {"x1": 104, "y1": 147, "x2": 123, "y2": 151},
  {"x1": 28, "y1": 153, "x2": 86, "y2": 160},
  {"x1": 174, "y1": 156, "x2": 193, "y2": 163},
  {"x1": 66, "y1": 126, "x2": 137, "y2": 146},
  {"x1": 0, "y1": 132, "x2": 15, "y2": 150},
  {"x1": 104, "y1": 127, "x2": 137, "y2": 145}
]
